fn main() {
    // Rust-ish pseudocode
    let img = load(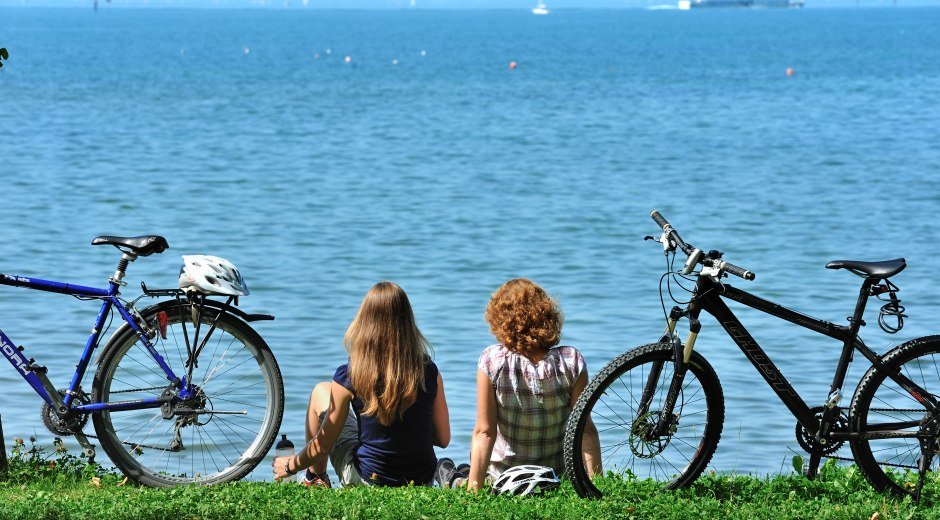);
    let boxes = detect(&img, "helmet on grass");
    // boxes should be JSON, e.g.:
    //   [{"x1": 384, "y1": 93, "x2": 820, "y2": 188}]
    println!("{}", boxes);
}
[
  {"x1": 492, "y1": 465, "x2": 560, "y2": 496},
  {"x1": 178, "y1": 255, "x2": 249, "y2": 296}
]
